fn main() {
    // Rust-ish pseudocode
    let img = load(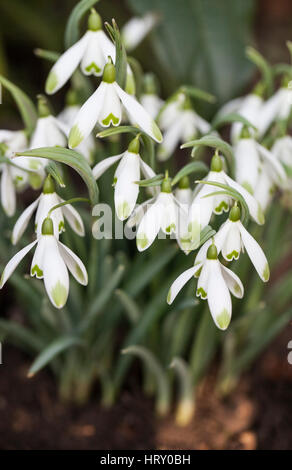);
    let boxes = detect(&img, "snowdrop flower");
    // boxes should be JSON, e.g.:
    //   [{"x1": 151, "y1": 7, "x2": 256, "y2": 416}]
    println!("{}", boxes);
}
[
  {"x1": 258, "y1": 82, "x2": 292, "y2": 137},
  {"x1": 0, "y1": 130, "x2": 30, "y2": 216},
  {"x1": 218, "y1": 91, "x2": 263, "y2": 143},
  {"x1": 167, "y1": 243, "x2": 244, "y2": 330},
  {"x1": 175, "y1": 176, "x2": 193, "y2": 207},
  {"x1": 121, "y1": 12, "x2": 159, "y2": 51},
  {"x1": 58, "y1": 91, "x2": 95, "y2": 165},
  {"x1": 0, "y1": 217, "x2": 88, "y2": 309},
  {"x1": 133, "y1": 175, "x2": 190, "y2": 252},
  {"x1": 69, "y1": 61, "x2": 163, "y2": 148},
  {"x1": 188, "y1": 154, "x2": 265, "y2": 244},
  {"x1": 234, "y1": 131, "x2": 286, "y2": 196},
  {"x1": 92, "y1": 136, "x2": 155, "y2": 221},
  {"x1": 11, "y1": 175, "x2": 85, "y2": 245},
  {"x1": 46, "y1": 9, "x2": 116, "y2": 94},
  {"x1": 195, "y1": 206, "x2": 270, "y2": 282},
  {"x1": 158, "y1": 92, "x2": 210, "y2": 161}
]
